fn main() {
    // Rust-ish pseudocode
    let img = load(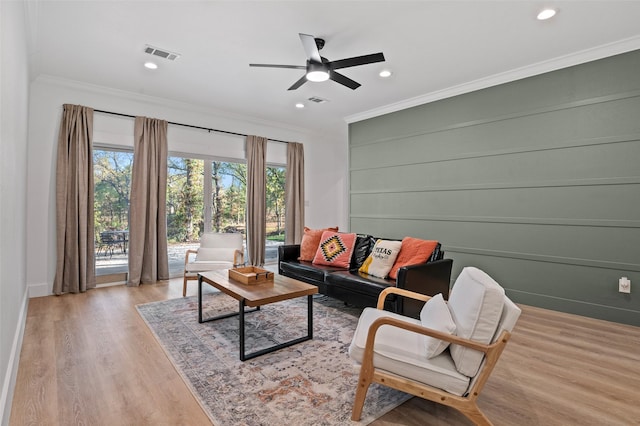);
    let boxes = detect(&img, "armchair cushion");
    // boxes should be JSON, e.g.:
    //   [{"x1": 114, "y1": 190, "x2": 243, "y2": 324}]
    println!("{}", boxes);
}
[
  {"x1": 420, "y1": 293, "x2": 457, "y2": 358},
  {"x1": 185, "y1": 260, "x2": 234, "y2": 273},
  {"x1": 349, "y1": 307, "x2": 471, "y2": 396},
  {"x1": 199, "y1": 232, "x2": 243, "y2": 249},
  {"x1": 195, "y1": 247, "x2": 238, "y2": 262},
  {"x1": 447, "y1": 267, "x2": 505, "y2": 377}
]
